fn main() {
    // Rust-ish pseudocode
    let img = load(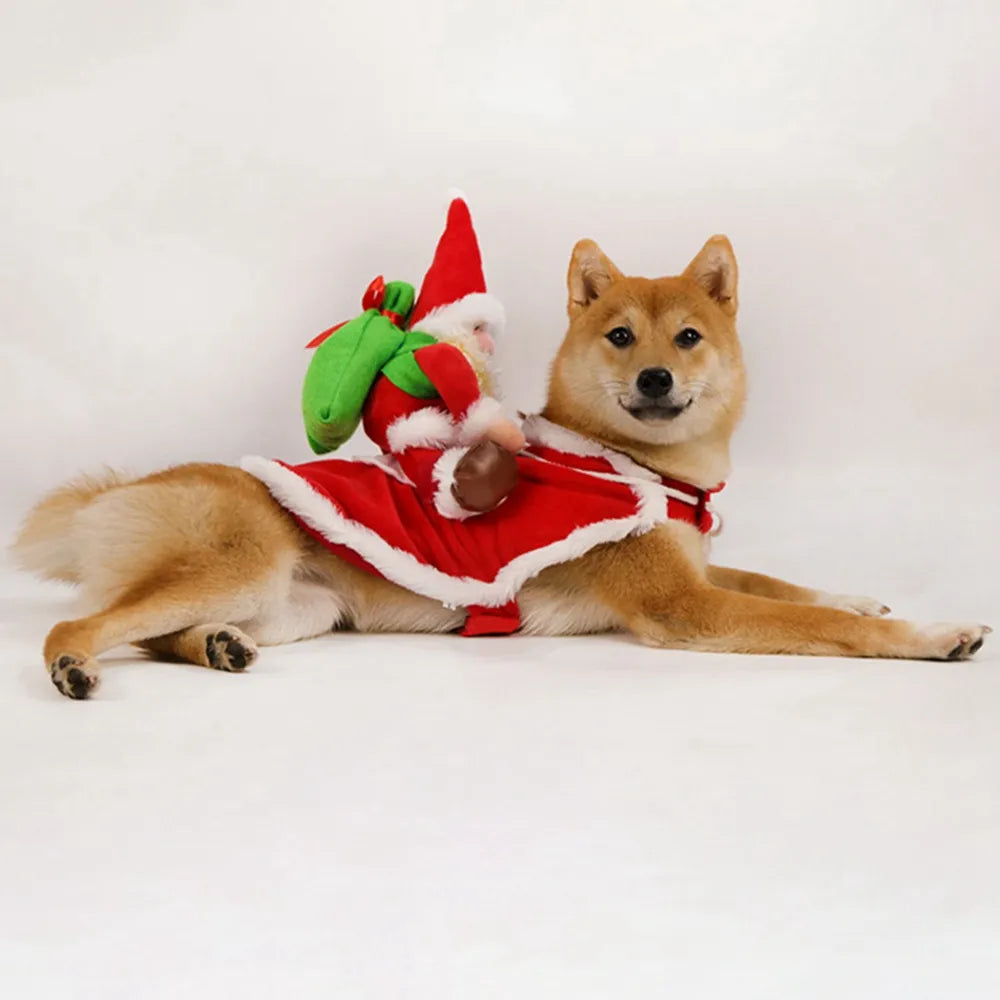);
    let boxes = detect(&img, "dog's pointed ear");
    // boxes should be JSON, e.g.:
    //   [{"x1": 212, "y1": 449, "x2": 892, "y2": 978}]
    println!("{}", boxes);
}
[
  {"x1": 567, "y1": 239, "x2": 623, "y2": 317},
  {"x1": 683, "y1": 236, "x2": 738, "y2": 316}
]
